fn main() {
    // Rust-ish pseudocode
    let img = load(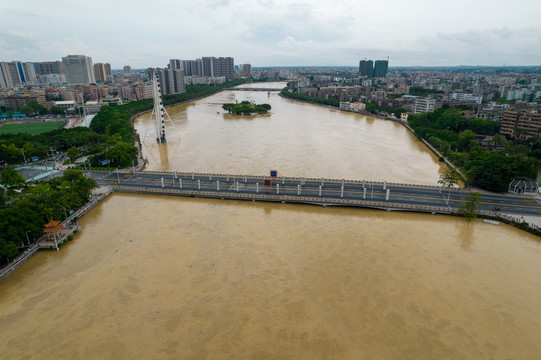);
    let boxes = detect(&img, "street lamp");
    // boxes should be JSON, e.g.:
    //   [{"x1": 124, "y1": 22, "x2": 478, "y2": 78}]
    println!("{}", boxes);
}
[{"x1": 25, "y1": 230, "x2": 32, "y2": 245}]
